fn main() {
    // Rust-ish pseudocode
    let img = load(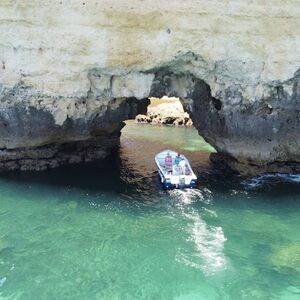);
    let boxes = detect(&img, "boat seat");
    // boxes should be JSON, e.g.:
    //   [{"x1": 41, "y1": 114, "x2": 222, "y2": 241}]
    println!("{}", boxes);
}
[{"x1": 163, "y1": 165, "x2": 173, "y2": 174}]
